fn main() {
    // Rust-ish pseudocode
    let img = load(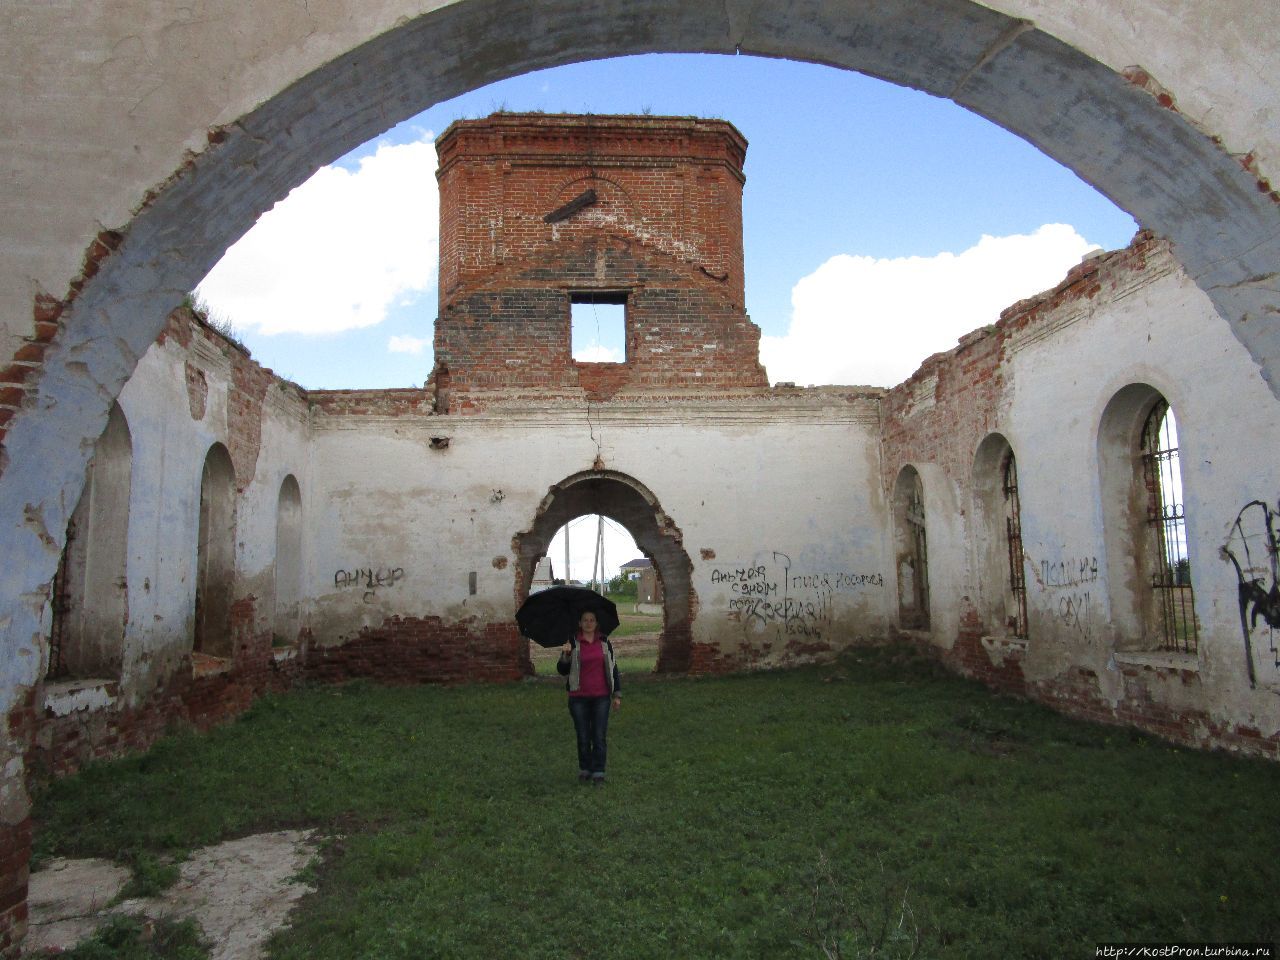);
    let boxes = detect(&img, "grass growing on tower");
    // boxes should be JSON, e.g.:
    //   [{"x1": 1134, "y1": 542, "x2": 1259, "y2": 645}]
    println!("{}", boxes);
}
[{"x1": 32, "y1": 646, "x2": 1280, "y2": 959}]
